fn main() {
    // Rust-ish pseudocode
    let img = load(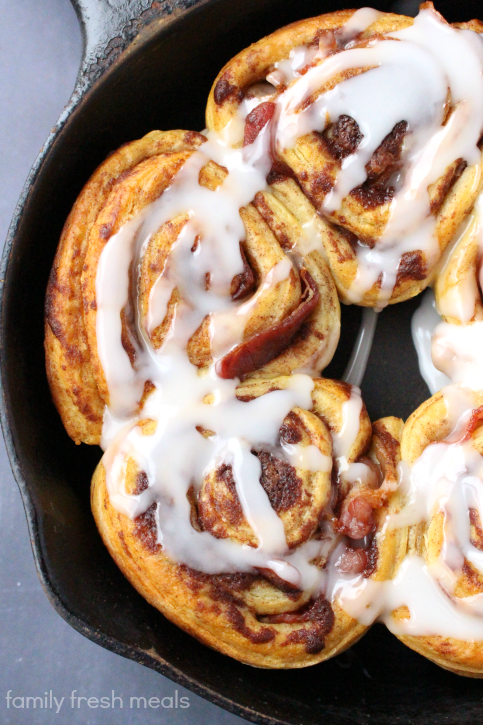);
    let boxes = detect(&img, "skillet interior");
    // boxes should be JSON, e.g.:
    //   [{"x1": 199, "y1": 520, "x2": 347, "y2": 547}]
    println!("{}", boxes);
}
[{"x1": 2, "y1": 0, "x2": 483, "y2": 722}]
